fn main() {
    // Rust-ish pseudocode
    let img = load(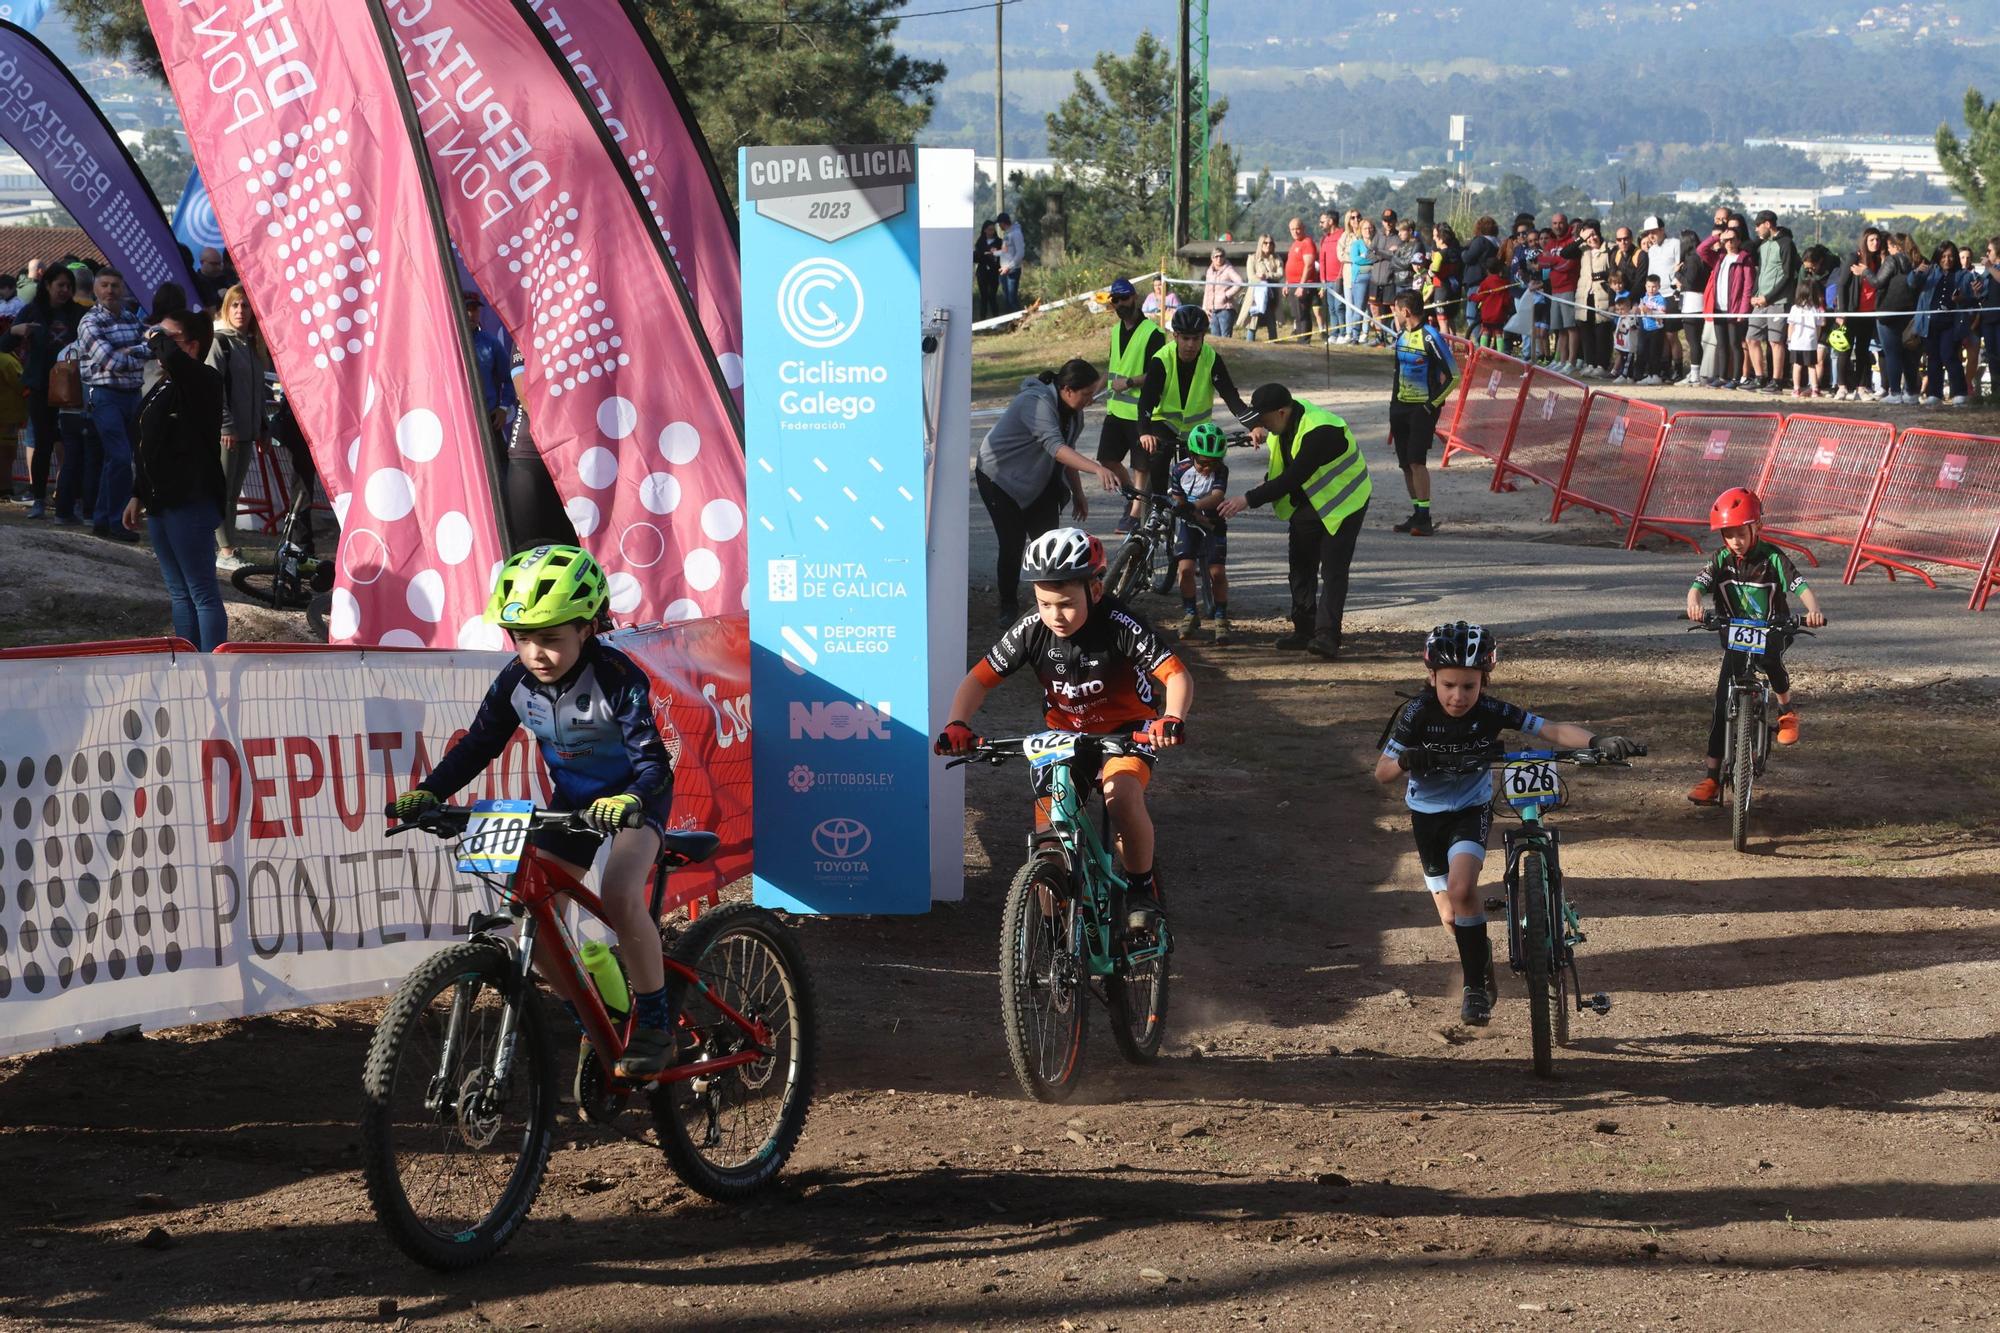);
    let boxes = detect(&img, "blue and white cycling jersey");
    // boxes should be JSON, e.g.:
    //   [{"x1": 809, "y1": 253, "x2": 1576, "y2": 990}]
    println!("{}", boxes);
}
[
  {"x1": 1382, "y1": 689, "x2": 1546, "y2": 814},
  {"x1": 421, "y1": 638, "x2": 673, "y2": 820}
]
